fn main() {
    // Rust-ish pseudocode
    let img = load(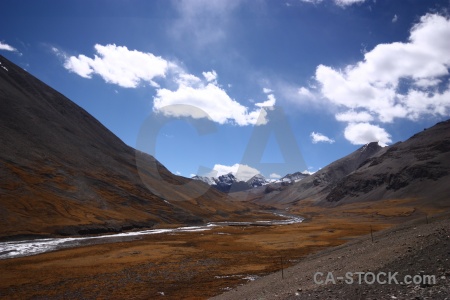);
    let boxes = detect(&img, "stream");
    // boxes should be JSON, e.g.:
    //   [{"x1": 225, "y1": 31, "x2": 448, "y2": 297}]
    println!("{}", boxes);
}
[{"x1": 0, "y1": 212, "x2": 303, "y2": 260}]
